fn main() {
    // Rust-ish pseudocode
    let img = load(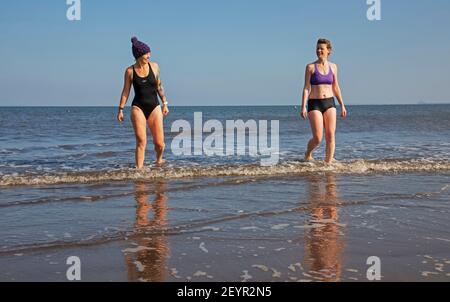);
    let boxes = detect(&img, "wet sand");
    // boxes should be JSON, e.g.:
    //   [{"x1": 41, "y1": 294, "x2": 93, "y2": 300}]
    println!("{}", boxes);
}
[{"x1": 1, "y1": 173, "x2": 449, "y2": 281}]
